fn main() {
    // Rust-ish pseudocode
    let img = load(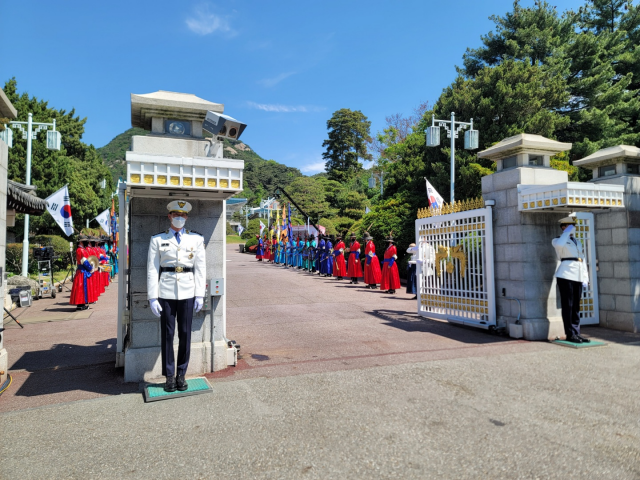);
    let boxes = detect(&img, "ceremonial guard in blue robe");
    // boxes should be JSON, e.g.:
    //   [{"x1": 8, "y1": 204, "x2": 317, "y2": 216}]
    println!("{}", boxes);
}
[
  {"x1": 324, "y1": 236, "x2": 333, "y2": 277},
  {"x1": 318, "y1": 235, "x2": 326, "y2": 275}
]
